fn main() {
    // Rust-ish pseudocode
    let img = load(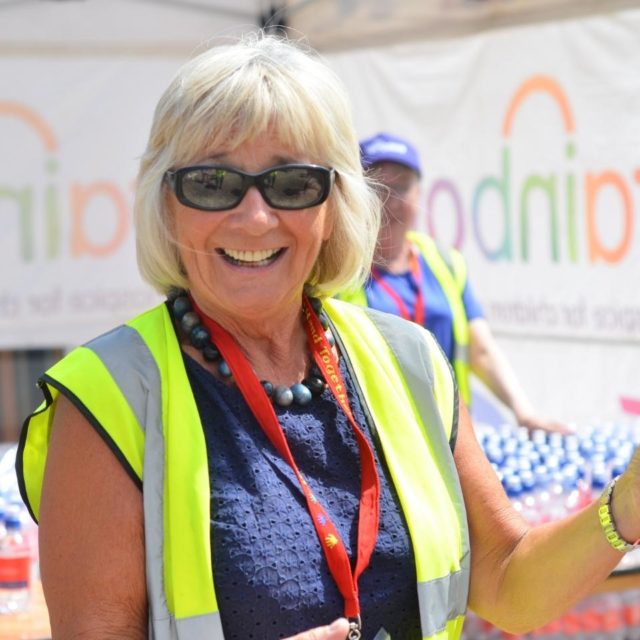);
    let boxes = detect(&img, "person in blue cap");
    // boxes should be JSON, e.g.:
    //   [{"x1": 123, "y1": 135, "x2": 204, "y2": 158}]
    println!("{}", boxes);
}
[{"x1": 341, "y1": 131, "x2": 567, "y2": 433}]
